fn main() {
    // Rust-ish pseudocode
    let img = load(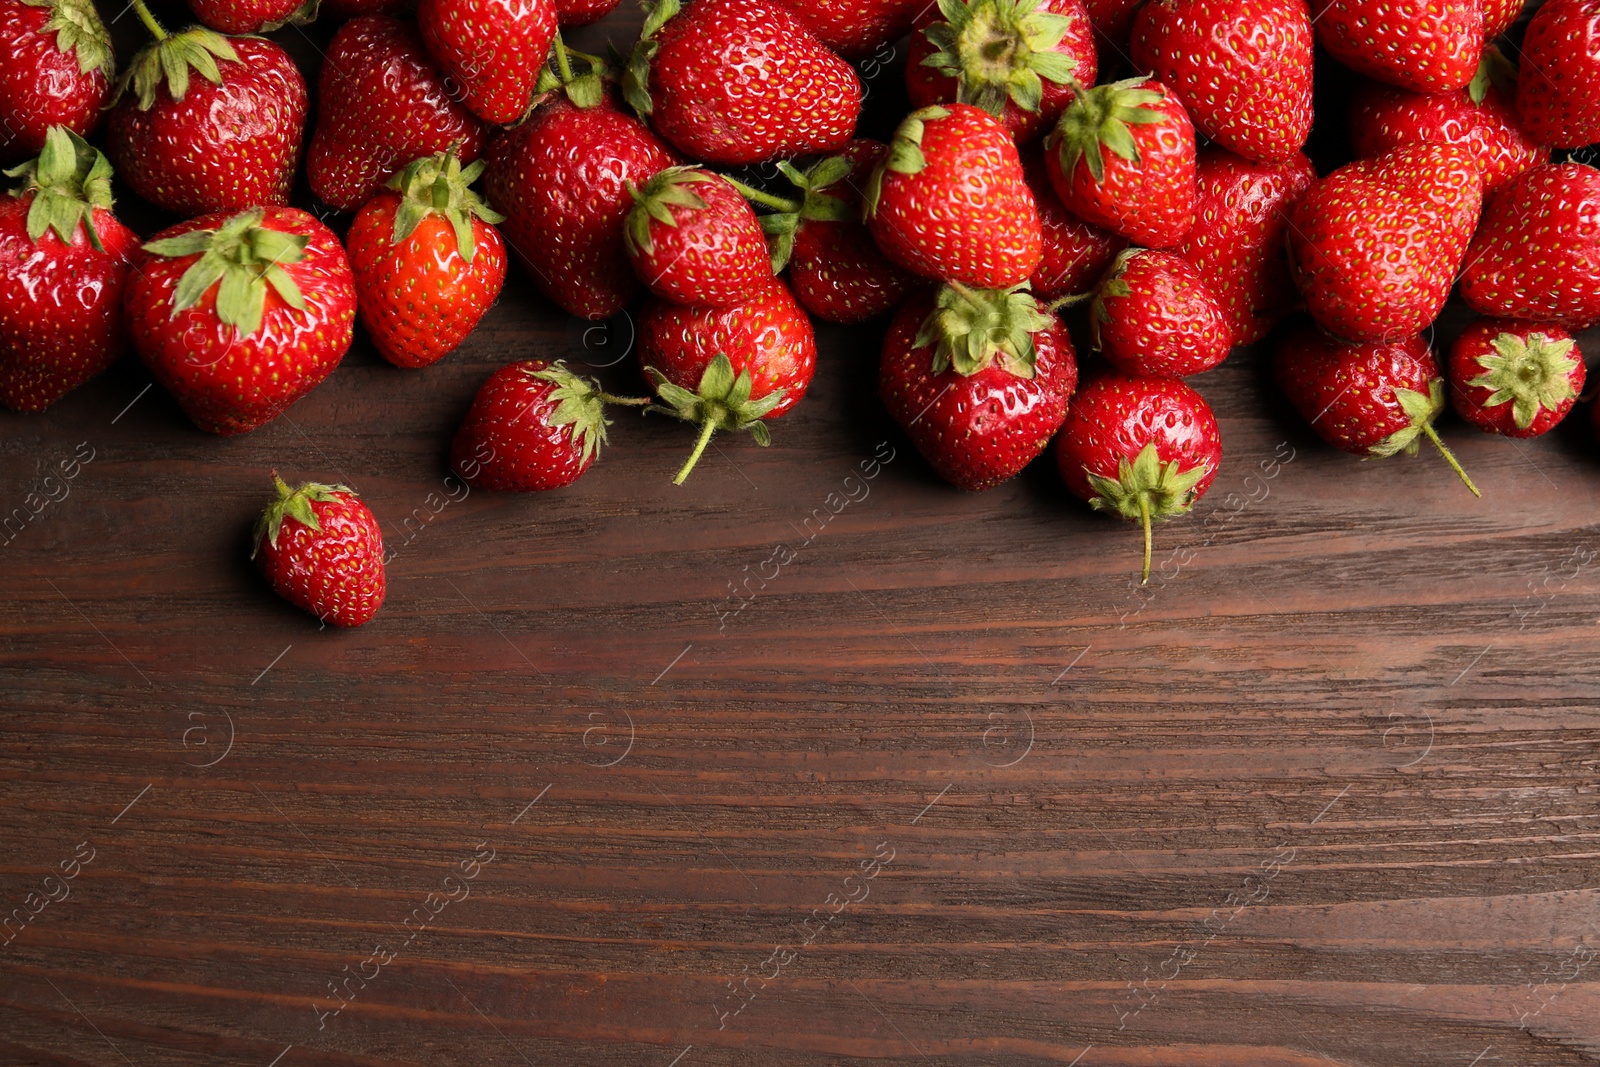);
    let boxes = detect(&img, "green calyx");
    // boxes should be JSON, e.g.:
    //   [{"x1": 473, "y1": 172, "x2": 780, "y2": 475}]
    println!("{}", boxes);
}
[
  {"x1": 914, "y1": 281, "x2": 1050, "y2": 378},
  {"x1": 921, "y1": 0, "x2": 1080, "y2": 118},
  {"x1": 385, "y1": 150, "x2": 504, "y2": 265},
  {"x1": 1047, "y1": 75, "x2": 1166, "y2": 185},
  {"x1": 22, "y1": 0, "x2": 114, "y2": 77},
  {"x1": 646, "y1": 353, "x2": 786, "y2": 485},
  {"x1": 251, "y1": 474, "x2": 350, "y2": 556},
  {"x1": 1374, "y1": 379, "x2": 1480, "y2": 497},
  {"x1": 142, "y1": 208, "x2": 308, "y2": 339},
  {"x1": 1088, "y1": 246, "x2": 1139, "y2": 351},
  {"x1": 529, "y1": 362, "x2": 617, "y2": 466},
  {"x1": 117, "y1": 25, "x2": 239, "y2": 110},
  {"x1": 534, "y1": 33, "x2": 607, "y2": 111},
  {"x1": 622, "y1": 0, "x2": 681, "y2": 118},
  {"x1": 1466, "y1": 46, "x2": 1516, "y2": 105},
  {"x1": 1083, "y1": 441, "x2": 1210, "y2": 584},
  {"x1": 1467, "y1": 330, "x2": 1580, "y2": 431},
  {"x1": 864, "y1": 105, "x2": 951, "y2": 218},
  {"x1": 751, "y1": 156, "x2": 858, "y2": 272},
  {"x1": 624, "y1": 166, "x2": 713, "y2": 258},
  {"x1": 4, "y1": 125, "x2": 114, "y2": 252}
]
